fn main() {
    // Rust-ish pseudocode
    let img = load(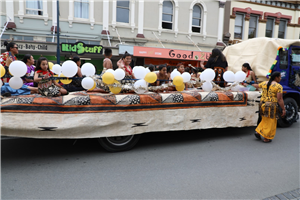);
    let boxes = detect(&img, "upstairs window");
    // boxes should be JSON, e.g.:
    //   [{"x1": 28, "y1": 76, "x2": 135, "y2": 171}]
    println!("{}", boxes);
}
[
  {"x1": 192, "y1": 5, "x2": 202, "y2": 33},
  {"x1": 74, "y1": 0, "x2": 89, "y2": 19},
  {"x1": 278, "y1": 20, "x2": 287, "y2": 39},
  {"x1": 117, "y1": 1, "x2": 130, "y2": 23},
  {"x1": 26, "y1": 0, "x2": 43, "y2": 15},
  {"x1": 265, "y1": 18, "x2": 274, "y2": 38},
  {"x1": 234, "y1": 14, "x2": 244, "y2": 39},
  {"x1": 248, "y1": 15, "x2": 258, "y2": 39},
  {"x1": 162, "y1": 0, "x2": 173, "y2": 30}
]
